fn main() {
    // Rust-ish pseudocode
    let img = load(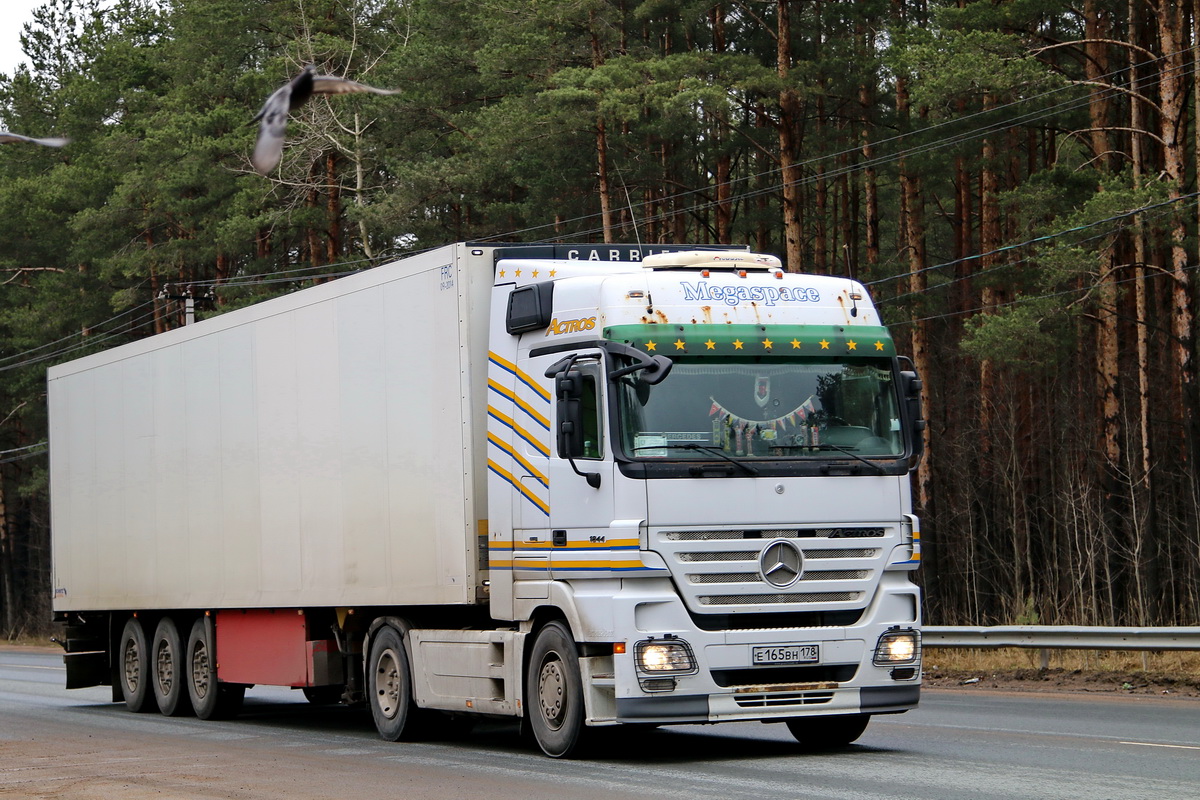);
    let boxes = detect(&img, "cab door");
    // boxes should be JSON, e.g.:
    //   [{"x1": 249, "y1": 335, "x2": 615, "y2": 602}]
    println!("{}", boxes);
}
[{"x1": 536, "y1": 350, "x2": 625, "y2": 575}]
